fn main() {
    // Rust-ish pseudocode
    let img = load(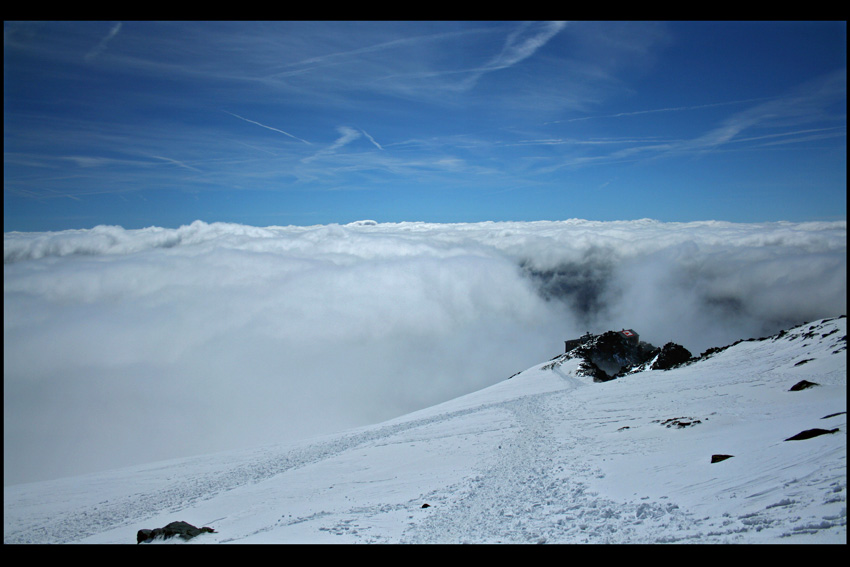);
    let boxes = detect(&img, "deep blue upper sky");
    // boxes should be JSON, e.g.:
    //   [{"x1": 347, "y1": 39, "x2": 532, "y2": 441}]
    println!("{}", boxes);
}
[{"x1": 4, "y1": 21, "x2": 847, "y2": 232}]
